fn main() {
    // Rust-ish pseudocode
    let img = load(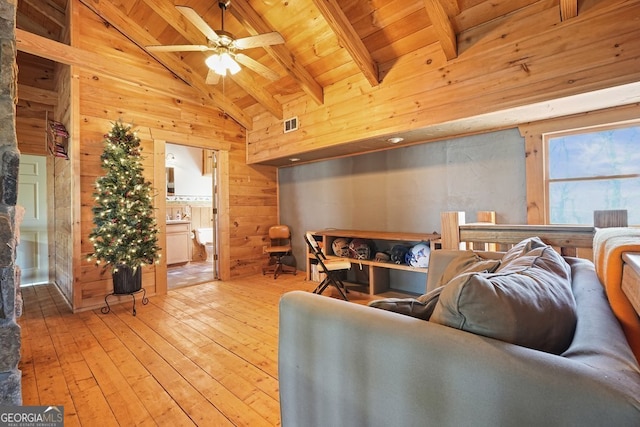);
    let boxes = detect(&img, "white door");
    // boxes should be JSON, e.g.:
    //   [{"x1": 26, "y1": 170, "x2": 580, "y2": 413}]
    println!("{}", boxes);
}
[{"x1": 17, "y1": 155, "x2": 49, "y2": 285}]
